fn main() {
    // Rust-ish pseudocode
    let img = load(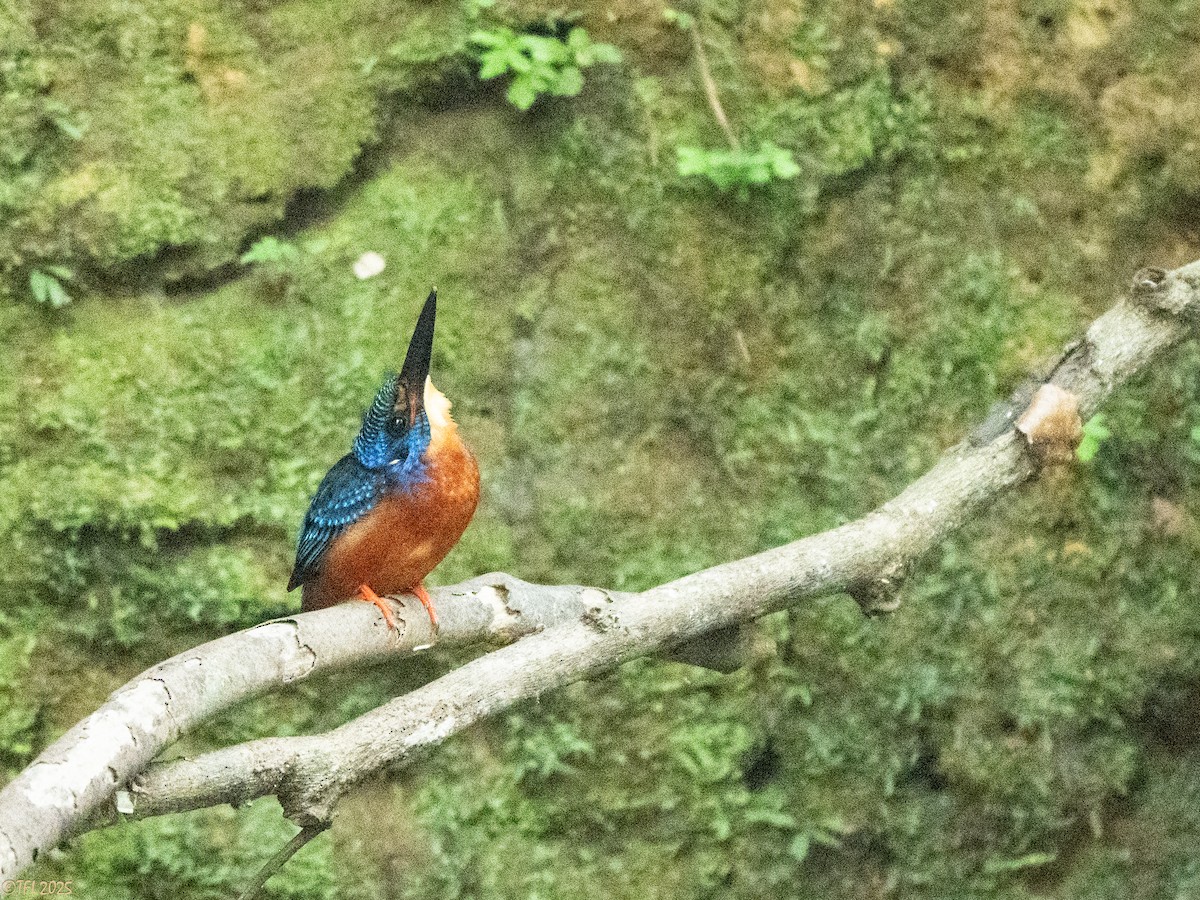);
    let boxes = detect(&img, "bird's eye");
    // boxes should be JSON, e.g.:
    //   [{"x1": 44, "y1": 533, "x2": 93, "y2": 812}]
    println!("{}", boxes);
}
[{"x1": 391, "y1": 414, "x2": 408, "y2": 431}]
